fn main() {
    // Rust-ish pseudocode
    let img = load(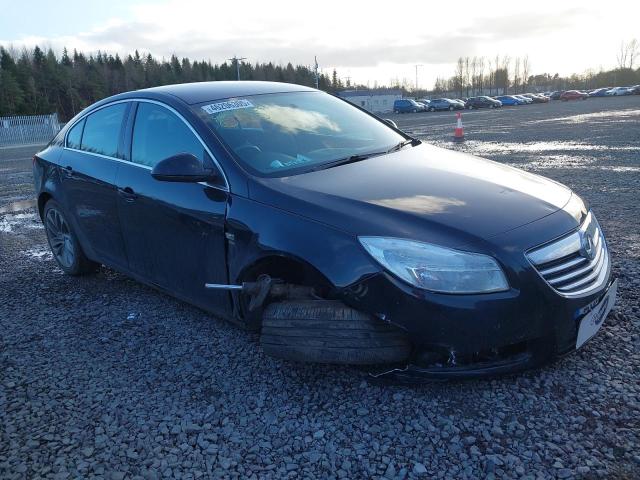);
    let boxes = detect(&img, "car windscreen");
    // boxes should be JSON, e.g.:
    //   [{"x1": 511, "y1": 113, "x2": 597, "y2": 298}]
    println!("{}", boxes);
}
[{"x1": 194, "y1": 91, "x2": 405, "y2": 177}]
